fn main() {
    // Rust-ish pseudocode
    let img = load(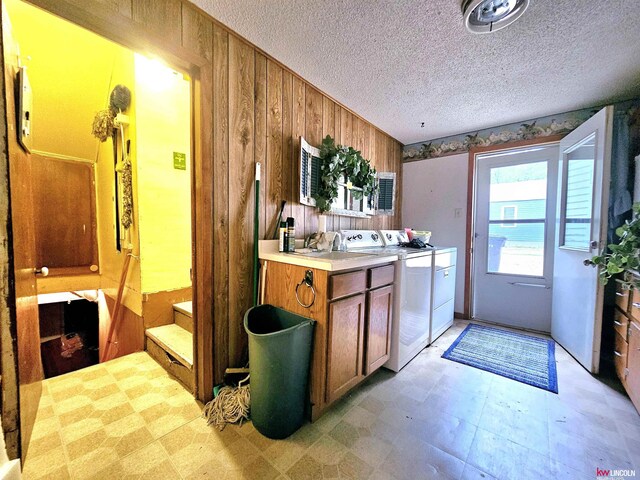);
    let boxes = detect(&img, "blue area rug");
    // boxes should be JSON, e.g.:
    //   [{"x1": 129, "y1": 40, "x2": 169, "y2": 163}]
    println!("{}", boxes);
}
[{"x1": 442, "y1": 324, "x2": 558, "y2": 393}]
